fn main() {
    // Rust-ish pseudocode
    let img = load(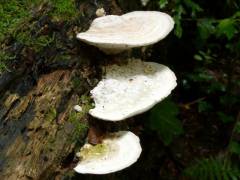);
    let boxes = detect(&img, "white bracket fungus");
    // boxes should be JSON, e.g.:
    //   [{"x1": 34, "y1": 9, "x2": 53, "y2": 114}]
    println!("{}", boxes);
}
[
  {"x1": 74, "y1": 10, "x2": 177, "y2": 174},
  {"x1": 89, "y1": 59, "x2": 177, "y2": 121},
  {"x1": 74, "y1": 131, "x2": 142, "y2": 174},
  {"x1": 77, "y1": 11, "x2": 174, "y2": 54}
]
